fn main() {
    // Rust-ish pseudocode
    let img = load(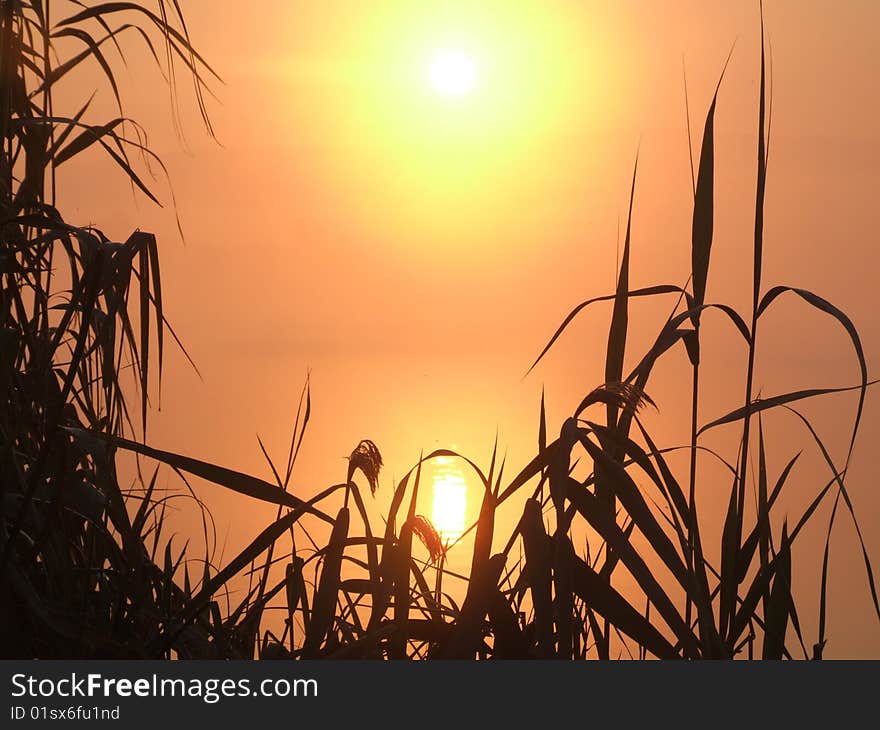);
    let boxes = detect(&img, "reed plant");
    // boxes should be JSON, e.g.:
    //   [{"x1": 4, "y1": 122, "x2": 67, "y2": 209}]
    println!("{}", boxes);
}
[{"x1": 1, "y1": 2, "x2": 875, "y2": 659}]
